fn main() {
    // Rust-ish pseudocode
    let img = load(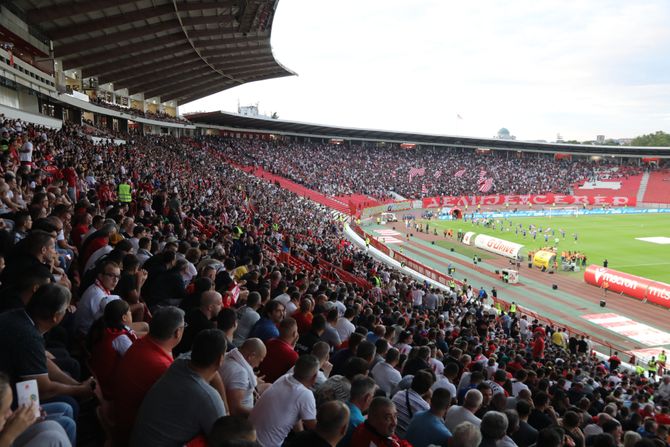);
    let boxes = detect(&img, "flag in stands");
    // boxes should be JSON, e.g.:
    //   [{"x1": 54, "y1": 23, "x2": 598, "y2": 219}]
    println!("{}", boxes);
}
[
  {"x1": 422, "y1": 184, "x2": 428, "y2": 195},
  {"x1": 434, "y1": 170, "x2": 442, "y2": 179},
  {"x1": 408, "y1": 167, "x2": 425, "y2": 183},
  {"x1": 479, "y1": 178, "x2": 494, "y2": 193},
  {"x1": 454, "y1": 168, "x2": 466, "y2": 178},
  {"x1": 479, "y1": 170, "x2": 487, "y2": 179}
]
